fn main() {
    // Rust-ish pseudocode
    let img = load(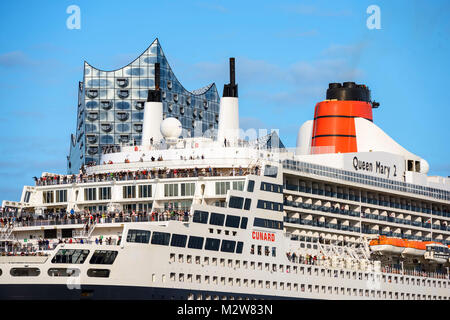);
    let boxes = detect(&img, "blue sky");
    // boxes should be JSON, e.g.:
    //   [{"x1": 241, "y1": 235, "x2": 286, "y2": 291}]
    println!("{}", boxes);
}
[{"x1": 0, "y1": 0, "x2": 449, "y2": 201}]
